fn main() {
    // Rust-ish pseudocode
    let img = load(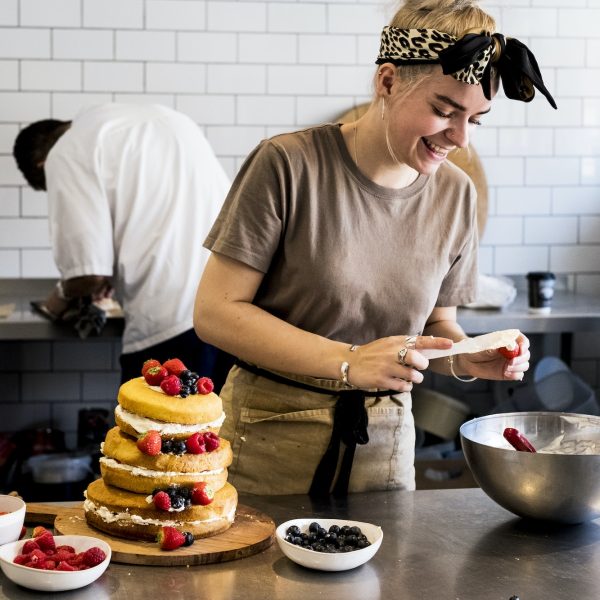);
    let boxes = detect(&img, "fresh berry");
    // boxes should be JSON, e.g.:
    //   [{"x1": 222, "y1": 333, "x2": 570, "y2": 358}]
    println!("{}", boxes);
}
[
  {"x1": 153, "y1": 490, "x2": 171, "y2": 511},
  {"x1": 32, "y1": 526, "x2": 50, "y2": 538},
  {"x1": 144, "y1": 365, "x2": 169, "y2": 386},
  {"x1": 285, "y1": 521, "x2": 370, "y2": 553},
  {"x1": 160, "y1": 374, "x2": 182, "y2": 396},
  {"x1": 157, "y1": 526, "x2": 186, "y2": 550},
  {"x1": 179, "y1": 369, "x2": 192, "y2": 380},
  {"x1": 54, "y1": 549, "x2": 76, "y2": 562},
  {"x1": 191, "y1": 481, "x2": 214, "y2": 506},
  {"x1": 498, "y1": 342, "x2": 521, "y2": 360},
  {"x1": 183, "y1": 532, "x2": 195, "y2": 547},
  {"x1": 141, "y1": 359, "x2": 161, "y2": 376},
  {"x1": 68, "y1": 552, "x2": 85, "y2": 567},
  {"x1": 19, "y1": 526, "x2": 26, "y2": 540},
  {"x1": 137, "y1": 430, "x2": 162, "y2": 456},
  {"x1": 13, "y1": 554, "x2": 29, "y2": 565},
  {"x1": 170, "y1": 496, "x2": 185, "y2": 510},
  {"x1": 185, "y1": 432, "x2": 206, "y2": 454},
  {"x1": 22, "y1": 539, "x2": 40, "y2": 554},
  {"x1": 161, "y1": 439, "x2": 173, "y2": 454},
  {"x1": 56, "y1": 544, "x2": 75, "y2": 553},
  {"x1": 196, "y1": 377, "x2": 214, "y2": 395},
  {"x1": 27, "y1": 548, "x2": 47, "y2": 564},
  {"x1": 162, "y1": 358, "x2": 188, "y2": 377},
  {"x1": 82, "y1": 546, "x2": 106, "y2": 567},
  {"x1": 35, "y1": 531, "x2": 56, "y2": 551},
  {"x1": 57, "y1": 561, "x2": 76, "y2": 571},
  {"x1": 172, "y1": 440, "x2": 187, "y2": 455},
  {"x1": 203, "y1": 431, "x2": 220, "y2": 452}
]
